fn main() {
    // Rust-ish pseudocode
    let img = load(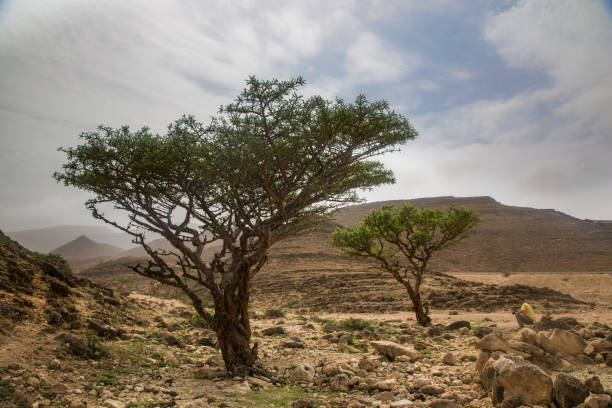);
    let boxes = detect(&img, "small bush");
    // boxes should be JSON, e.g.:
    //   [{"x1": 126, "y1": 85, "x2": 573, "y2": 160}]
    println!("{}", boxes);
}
[{"x1": 340, "y1": 318, "x2": 374, "y2": 331}]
